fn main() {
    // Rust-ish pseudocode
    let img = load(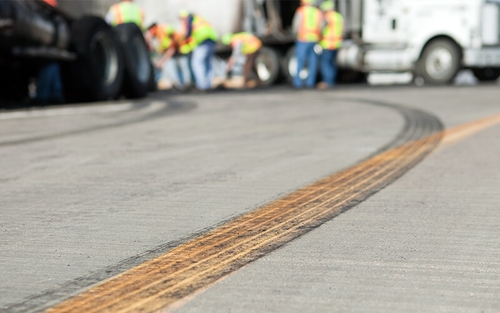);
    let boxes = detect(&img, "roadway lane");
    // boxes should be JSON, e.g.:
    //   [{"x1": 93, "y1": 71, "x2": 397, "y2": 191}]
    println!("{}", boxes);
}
[
  {"x1": 1, "y1": 86, "x2": 500, "y2": 312},
  {"x1": 1, "y1": 90, "x2": 403, "y2": 311},
  {"x1": 178, "y1": 125, "x2": 500, "y2": 313}
]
